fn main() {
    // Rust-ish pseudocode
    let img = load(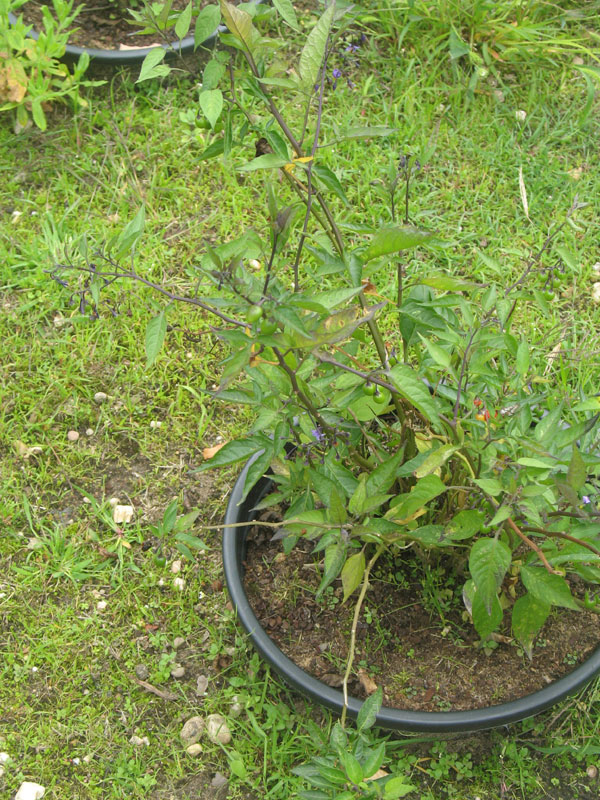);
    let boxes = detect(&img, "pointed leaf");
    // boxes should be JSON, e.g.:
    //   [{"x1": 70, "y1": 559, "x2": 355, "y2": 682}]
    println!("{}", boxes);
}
[
  {"x1": 356, "y1": 686, "x2": 382, "y2": 731},
  {"x1": 566, "y1": 445, "x2": 587, "y2": 492},
  {"x1": 389, "y1": 364, "x2": 441, "y2": 428},
  {"x1": 145, "y1": 311, "x2": 167, "y2": 368},
  {"x1": 315, "y1": 538, "x2": 346, "y2": 600},
  {"x1": 195, "y1": 4, "x2": 221, "y2": 46},
  {"x1": 521, "y1": 566, "x2": 579, "y2": 610},
  {"x1": 341, "y1": 551, "x2": 365, "y2": 602},
  {"x1": 272, "y1": 0, "x2": 299, "y2": 30},
  {"x1": 136, "y1": 48, "x2": 170, "y2": 83},
  {"x1": 512, "y1": 593, "x2": 550, "y2": 659},
  {"x1": 175, "y1": 1, "x2": 193, "y2": 39},
  {"x1": 364, "y1": 226, "x2": 433, "y2": 262},
  {"x1": 469, "y1": 538, "x2": 511, "y2": 612},
  {"x1": 220, "y1": 0, "x2": 256, "y2": 50},
  {"x1": 298, "y1": 3, "x2": 335, "y2": 89},
  {"x1": 199, "y1": 88, "x2": 223, "y2": 129}
]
